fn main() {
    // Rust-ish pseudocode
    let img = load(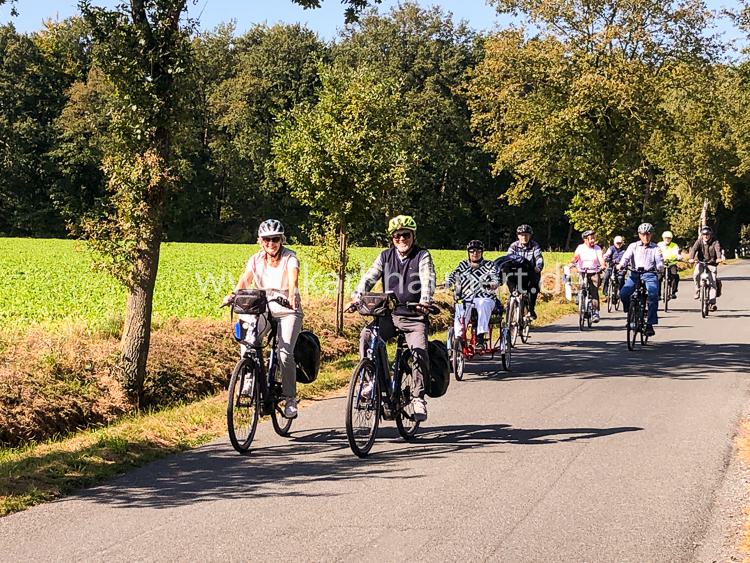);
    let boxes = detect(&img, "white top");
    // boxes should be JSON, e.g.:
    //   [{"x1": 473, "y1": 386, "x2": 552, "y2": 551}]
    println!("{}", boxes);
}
[
  {"x1": 573, "y1": 243, "x2": 604, "y2": 272},
  {"x1": 245, "y1": 247, "x2": 301, "y2": 304}
]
